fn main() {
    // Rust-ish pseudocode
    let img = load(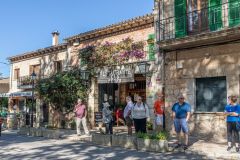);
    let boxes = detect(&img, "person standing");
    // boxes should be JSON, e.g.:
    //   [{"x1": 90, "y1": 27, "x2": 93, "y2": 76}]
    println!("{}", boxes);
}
[
  {"x1": 131, "y1": 96, "x2": 150, "y2": 133},
  {"x1": 0, "y1": 114, "x2": 3, "y2": 136},
  {"x1": 124, "y1": 96, "x2": 134, "y2": 135},
  {"x1": 224, "y1": 95, "x2": 240, "y2": 152},
  {"x1": 102, "y1": 102, "x2": 113, "y2": 134},
  {"x1": 154, "y1": 93, "x2": 164, "y2": 132},
  {"x1": 74, "y1": 98, "x2": 89, "y2": 136},
  {"x1": 172, "y1": 94, "x2": 191, "y2": 150}
]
